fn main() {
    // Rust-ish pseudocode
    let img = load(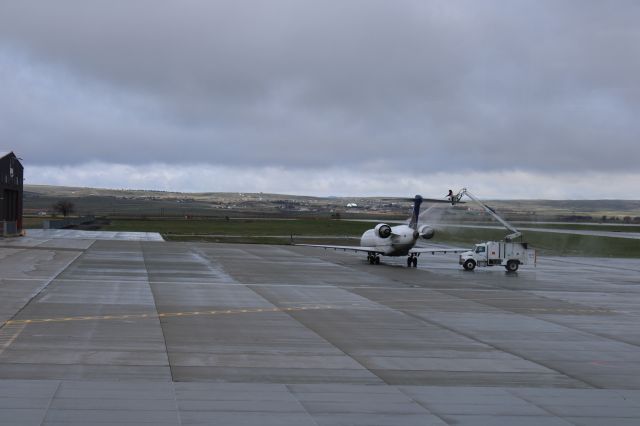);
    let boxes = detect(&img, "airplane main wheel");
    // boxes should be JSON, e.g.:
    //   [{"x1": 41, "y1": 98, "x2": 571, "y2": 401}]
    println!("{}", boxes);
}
[
  {"x1": 407, "y1": 257, "x2": 412, "y2": 267},
  {"x1": 374, "y1": 256, "x2": 380, "y2": 265},
  {"x1": 411, "y1": 257, "x2": 418, "y2": 268}
]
